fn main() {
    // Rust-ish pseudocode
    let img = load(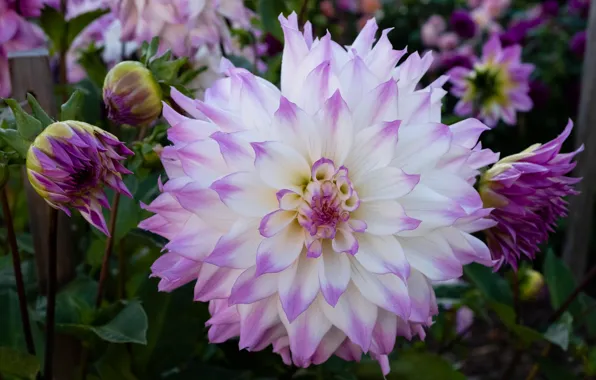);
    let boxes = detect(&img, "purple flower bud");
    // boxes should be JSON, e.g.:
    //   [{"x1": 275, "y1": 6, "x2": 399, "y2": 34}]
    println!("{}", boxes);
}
[
  {"x1": 450, "y1": 10, "x2": 477, "y2": 39},
  {"x1": 480, "y1": 121, "x2": 582, "y2": 269},
  {"x1": 103, "y1": 61, "x2": 163, "y2": 127},
  {"x1": 569, "y1": 0, "x2": 590, "y2": 18},
  {"x1": 570, "y1": 30, "x2": 587, "y2": 58},
  {"x1": 26, "y1": 121, "x2": 134, "y2": 235}
]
